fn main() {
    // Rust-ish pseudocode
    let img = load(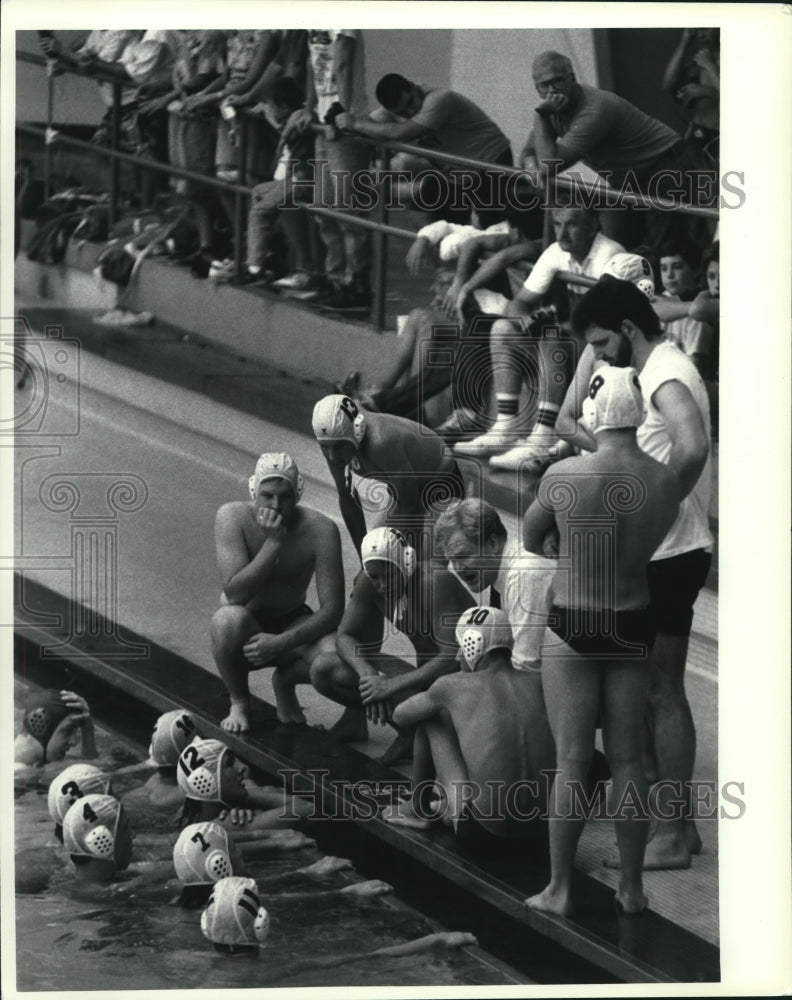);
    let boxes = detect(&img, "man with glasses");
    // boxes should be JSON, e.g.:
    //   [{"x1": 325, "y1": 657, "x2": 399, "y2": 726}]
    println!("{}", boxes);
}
[{"x1": 523, "y1": 51, "x2": 705, "y2": 251}]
